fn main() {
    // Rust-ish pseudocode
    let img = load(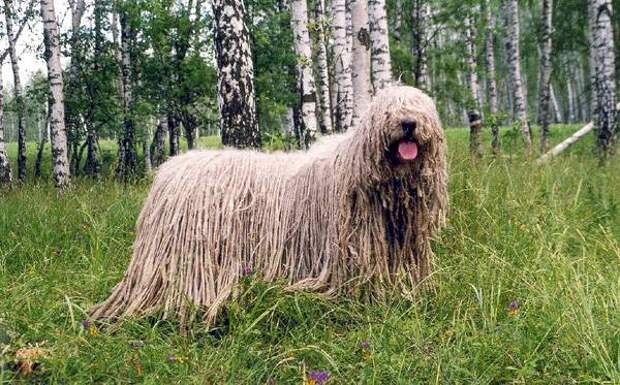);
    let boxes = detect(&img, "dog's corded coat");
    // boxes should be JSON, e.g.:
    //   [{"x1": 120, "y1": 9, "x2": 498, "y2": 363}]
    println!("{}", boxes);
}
[{"x1": 90, "y1": 86, "x2": 448, "y2": 326}]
